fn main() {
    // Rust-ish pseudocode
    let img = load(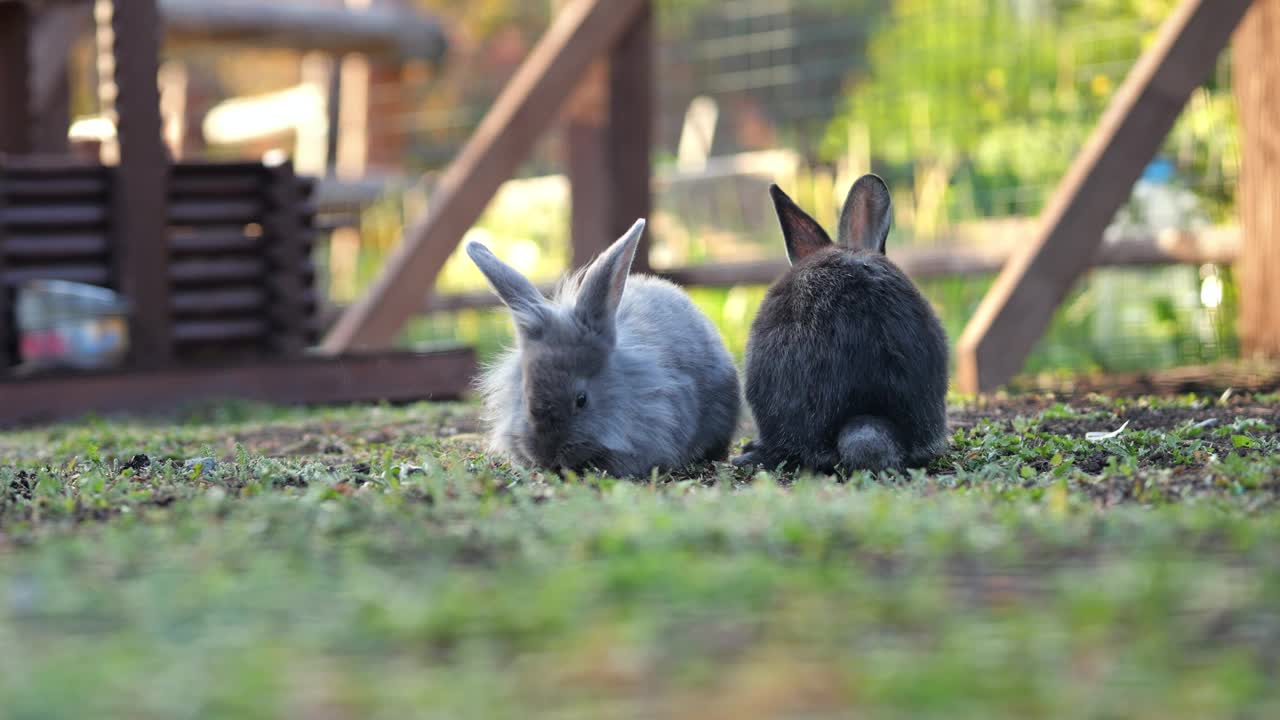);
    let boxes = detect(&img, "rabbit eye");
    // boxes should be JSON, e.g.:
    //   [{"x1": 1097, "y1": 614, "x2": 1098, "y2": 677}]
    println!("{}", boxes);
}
[{"x1": 575, "y1": 392, "x2": 588, "y2": 410}]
